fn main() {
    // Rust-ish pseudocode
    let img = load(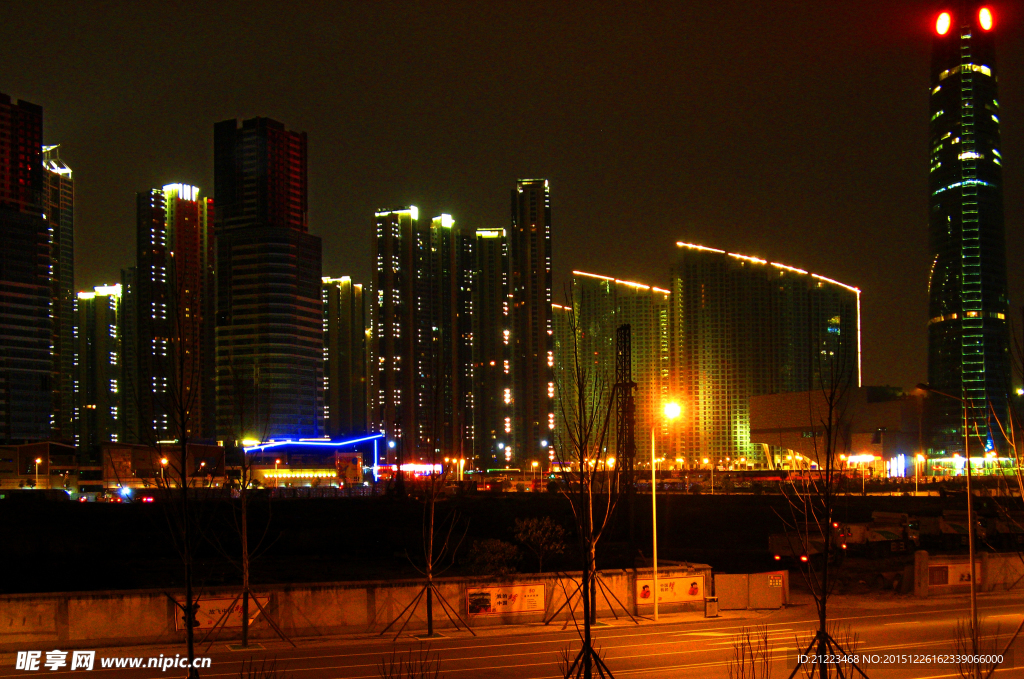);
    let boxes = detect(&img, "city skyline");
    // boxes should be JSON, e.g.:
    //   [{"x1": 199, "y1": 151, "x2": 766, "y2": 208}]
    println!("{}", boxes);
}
[{"x1": 2, "y1": 1, "x2": 1023, "y2": 394}]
